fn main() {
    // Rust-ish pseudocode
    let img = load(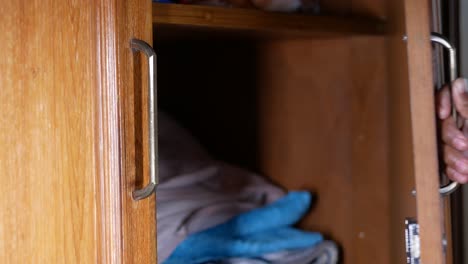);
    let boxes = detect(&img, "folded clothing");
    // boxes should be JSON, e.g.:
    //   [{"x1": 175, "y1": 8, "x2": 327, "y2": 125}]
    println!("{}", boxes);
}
[
  {"x1": 164, "y1": 191, "x2": 325, "y2": 264},
  {"x1": 157, "y1": 112, "x2": 338, "y2": 263}
]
